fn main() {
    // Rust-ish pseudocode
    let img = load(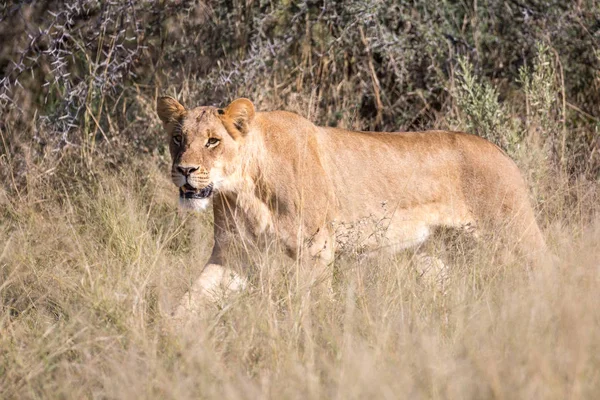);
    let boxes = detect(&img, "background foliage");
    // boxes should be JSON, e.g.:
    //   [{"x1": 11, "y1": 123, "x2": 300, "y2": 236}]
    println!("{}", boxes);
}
[{"x1": 1, "y1": 0, "x2": 599, "y2": 177}]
